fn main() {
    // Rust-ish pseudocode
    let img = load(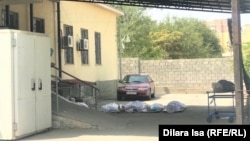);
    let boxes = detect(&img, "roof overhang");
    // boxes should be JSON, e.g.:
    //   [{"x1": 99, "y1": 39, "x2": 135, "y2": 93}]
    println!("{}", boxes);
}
[
  {"x1": 94, "y1": 3, "x2": 124, "y2": 16},
  {"x1": 61, "y1": 0, "x2": 250, "y2": 14},
  {"x1": 0, "y1": 0, "x2": 43, "y2": 5}
]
